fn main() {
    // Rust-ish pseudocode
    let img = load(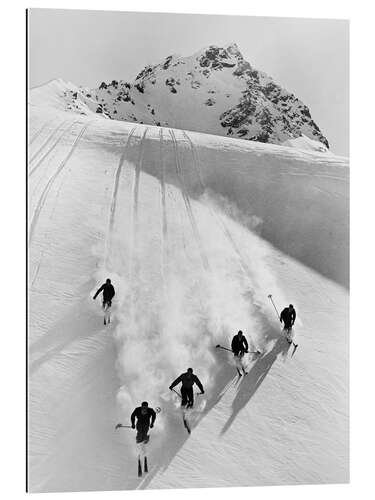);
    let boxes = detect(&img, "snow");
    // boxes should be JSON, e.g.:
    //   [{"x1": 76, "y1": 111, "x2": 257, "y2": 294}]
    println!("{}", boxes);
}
[{"x1": 28, "y1": 96, "x2": 349, "y2": 492}]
